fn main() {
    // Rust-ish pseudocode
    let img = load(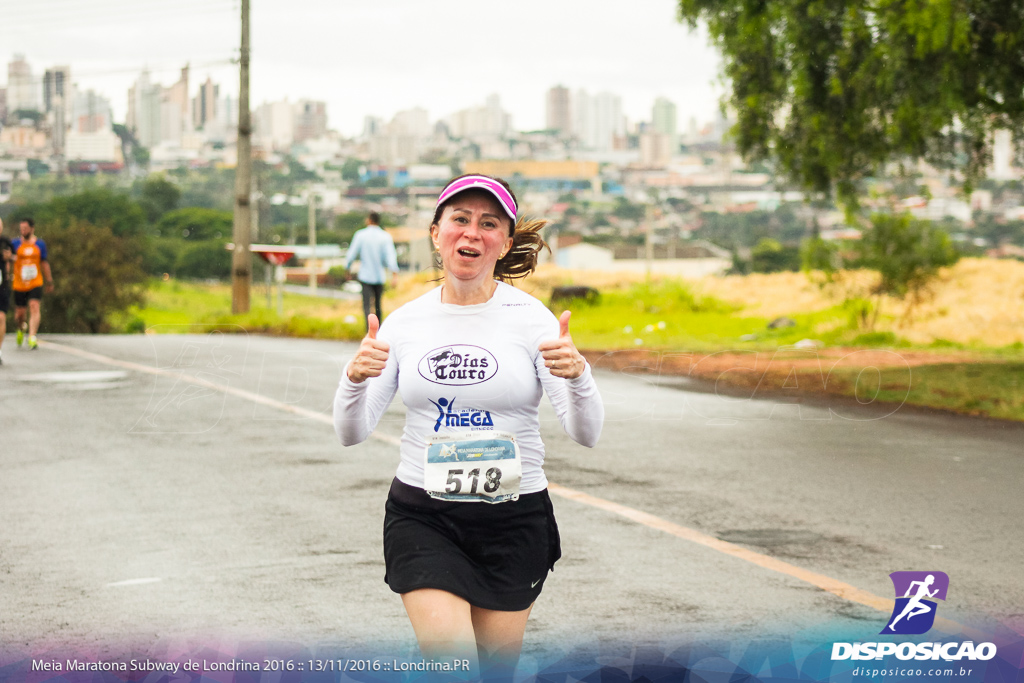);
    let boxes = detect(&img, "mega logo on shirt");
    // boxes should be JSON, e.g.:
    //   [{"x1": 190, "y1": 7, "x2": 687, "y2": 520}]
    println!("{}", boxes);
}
[
  {"x1": 428, "y1": 397, "x2": 495, "y2": 432},
  {"x1": 418, "y1": 345, "x2": 498, "y2": 385}
]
